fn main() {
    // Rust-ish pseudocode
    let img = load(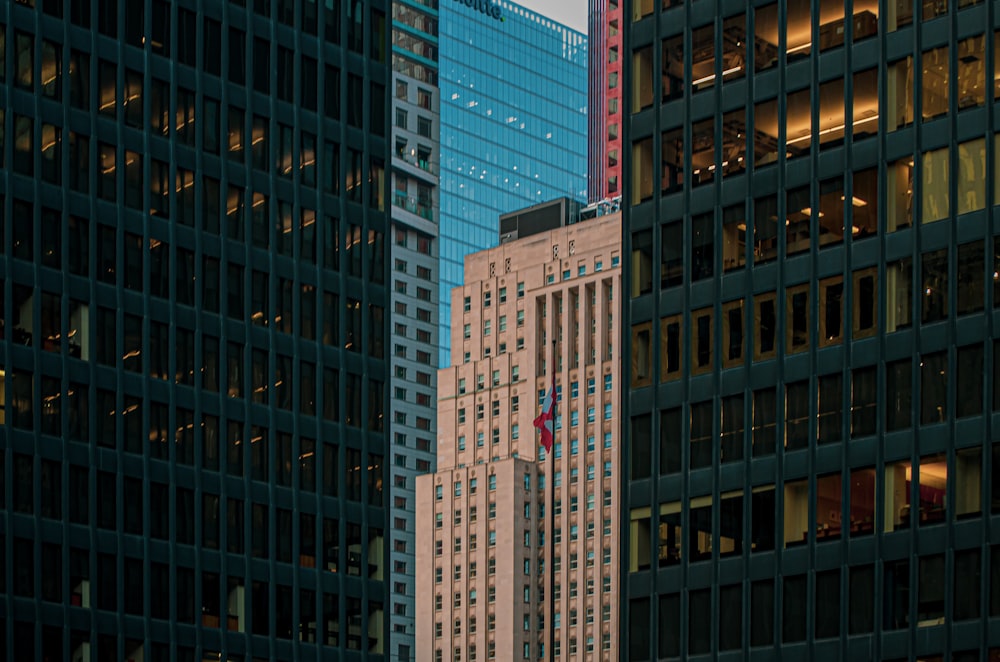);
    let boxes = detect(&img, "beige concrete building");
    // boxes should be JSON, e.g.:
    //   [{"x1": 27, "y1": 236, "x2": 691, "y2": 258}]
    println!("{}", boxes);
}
[{"x1": 415, "y1": 211, "x2": 622, "y2": 660}]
